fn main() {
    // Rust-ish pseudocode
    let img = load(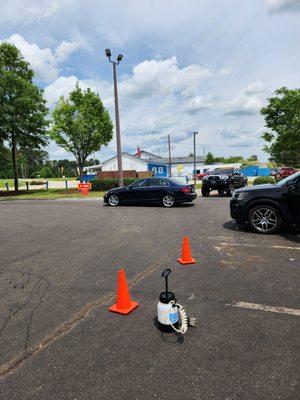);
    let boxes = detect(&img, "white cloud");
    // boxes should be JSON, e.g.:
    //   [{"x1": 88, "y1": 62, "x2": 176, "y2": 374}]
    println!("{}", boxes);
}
[
  {"x1": 120, "y1": 57, "x2": 213, "y2": 100},
  {"x1": 4, "y1": 34, "x2": 59, "y2": 82},
  {"x1": 218, "y1": 68, "x2": 232, "y2": 76},
  {"x1": 265, "y1": 0, "x2": 300, "y2": 13},
  {"x1": 225, "y1": 93, "x2": 263, "y2": 116},
  {"x1": 225, "y1": 83, "x2": 264, "y2": 116},
  {"x1": 0, "y1": 0, "x2": 70, "y2": 25},
  {"x1": 1, "y1": 34, "x2": 90, "y2": 82},
  {"x1": 55, "y1": 41, "x2": 80, "y2": 62},
  {"x1": 96, "y1": 25, "x2": 125, "y2": 47},
  {"x1": 184, "y1": 95, "x2": 218, "y2": 114},
  {"x1": 244, "y1": 81, "x2": 266, "y2": 94},
  {"x1": 44, "y1": 76, "x2": 83, "y2": 106}
]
